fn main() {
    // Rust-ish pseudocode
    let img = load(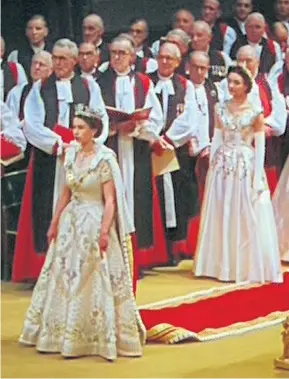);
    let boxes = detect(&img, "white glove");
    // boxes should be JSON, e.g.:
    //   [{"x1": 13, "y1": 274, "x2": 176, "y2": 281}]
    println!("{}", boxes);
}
[
  {"x1": 253, "y1": 131, "x2": 265, "y2": 191},
  {"x1": 209, "y1": 128, "x2": 223, "y2": 163}
]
